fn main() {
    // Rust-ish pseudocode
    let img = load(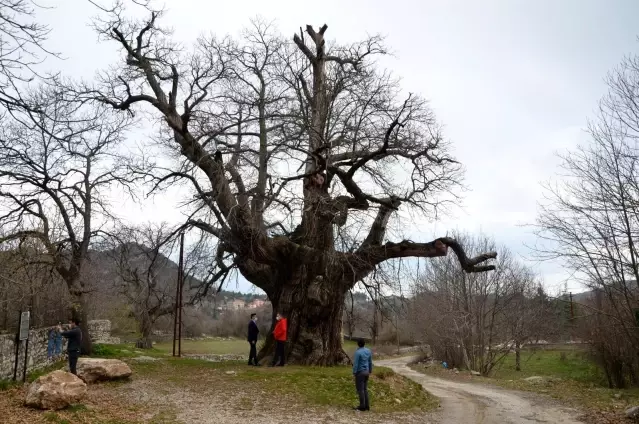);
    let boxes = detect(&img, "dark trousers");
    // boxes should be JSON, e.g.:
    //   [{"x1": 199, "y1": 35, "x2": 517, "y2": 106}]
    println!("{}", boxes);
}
[
  {"x1": 68, "y1": 350, "x2": 80, "y2": 375},
  {"x1": 248, "y1": 341, "x2": 257, "y2": 365},
  {"x1": 355, "y1": 371, "x2": 370, "y2": 410},
  {"x1": 271, "y1": 340, "x2": 285, "y2": 366}
]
